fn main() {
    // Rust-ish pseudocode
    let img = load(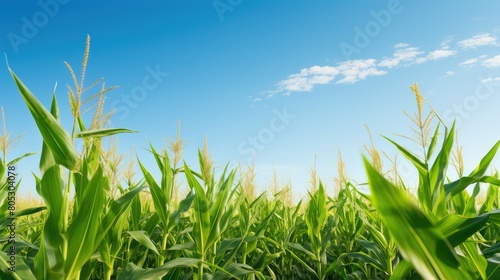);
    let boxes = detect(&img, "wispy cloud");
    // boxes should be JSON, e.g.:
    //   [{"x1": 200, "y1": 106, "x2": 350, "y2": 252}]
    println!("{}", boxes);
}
[
  {"x1": 278, "y1": 66, "x2": 339, "y2": 92},
  {"x1": 377, "y1": 46, "x2": 423, "y2": 68},
  {"x1": 440, "y1": 37, "x2": 454, "y2": 49},
  {"x1": 481, "y1": 77, "x2": 500, "y2": 83},
  {"x1": 255, "y1": 32, "x2": 500, "y2": 100},
  {"x1": 270, "y1": 44, "x2": 431, "y2": 95},
  {"x1": 393, "y1": 46, "x2": 424, "y2": 61},
  {"x1": 415, "y1": 49, "x2": 456, "y2": 64},
  {"x1": 482, "y1": 55, "x2": 500, "y2": 68},
  {"x1": 336, "y1": 59, "x2": 386, "y2": 84},
  {"x1": 394, "y1": 43, "x2": 410, "y2": 48},
  {"x1": 459, "y1": 55, "x2": 489, "y2": 67},
  {"x1": 457, "y1": 33, "x2": 498, "y2": 49},
  {"x1": 427, "y1": 49, "x2": 457, "y2": 60},
  {"x1": 460, "y1": 58, "x2": 479, "y2": 66}
]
